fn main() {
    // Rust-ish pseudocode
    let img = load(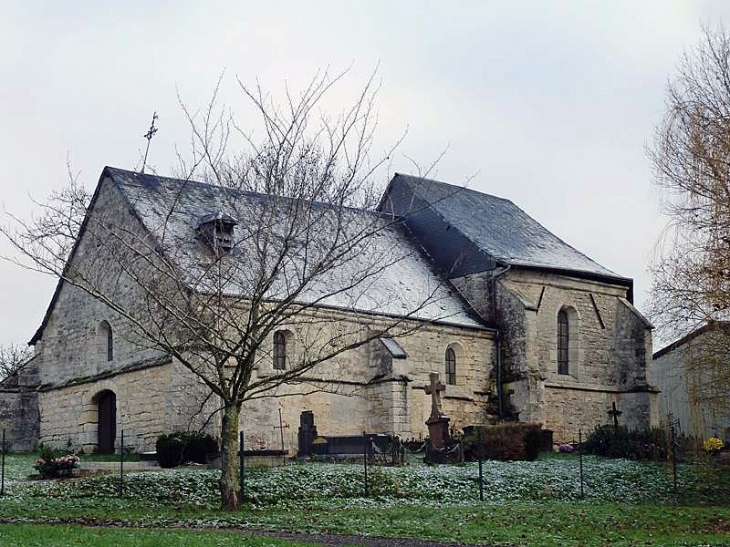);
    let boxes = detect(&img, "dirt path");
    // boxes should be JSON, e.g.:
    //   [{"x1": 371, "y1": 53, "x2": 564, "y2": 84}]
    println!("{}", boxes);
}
[{"x1": 239, "y1": 528, "x2": 487, "y2": 546}]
